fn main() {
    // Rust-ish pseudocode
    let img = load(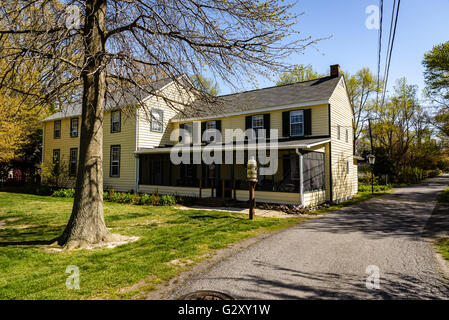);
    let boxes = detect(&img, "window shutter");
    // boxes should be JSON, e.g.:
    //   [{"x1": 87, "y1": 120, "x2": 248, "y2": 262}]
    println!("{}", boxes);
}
[
  {"x1": 282, "y1": 111, "x2": 290, "y2": 137},
  {"x1": 263, "y1": 114, "x2": 270, "y2": 139},
  {"x1": 304, "y1": 109, "x2": 312, "y2": 136},
  {"x1": 216, "y1": 120, "x2": 222, "y2": 142},
  {"x1": 245, "y1": 115, "x2": 252, "y2": 130},
  {"x1": 201, "y1": 122, "x2": 206, "y2": 142},
  {"x1": 179, "y1": 123, "x2": 185, "y2": 143}
]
